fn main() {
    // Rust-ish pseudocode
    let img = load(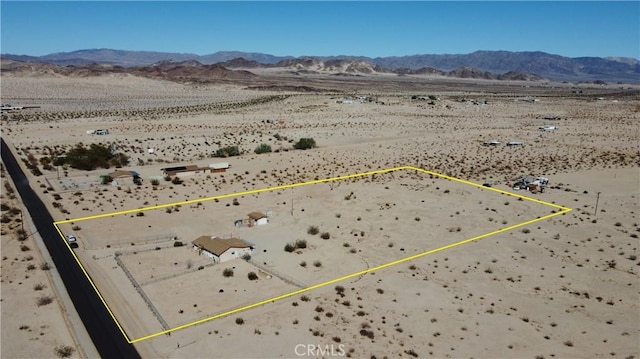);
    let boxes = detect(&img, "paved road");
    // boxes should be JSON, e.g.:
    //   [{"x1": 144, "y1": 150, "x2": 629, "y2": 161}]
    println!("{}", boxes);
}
[{"x1": 1, "y1": 138, "x2": 141, "y2": 359}]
